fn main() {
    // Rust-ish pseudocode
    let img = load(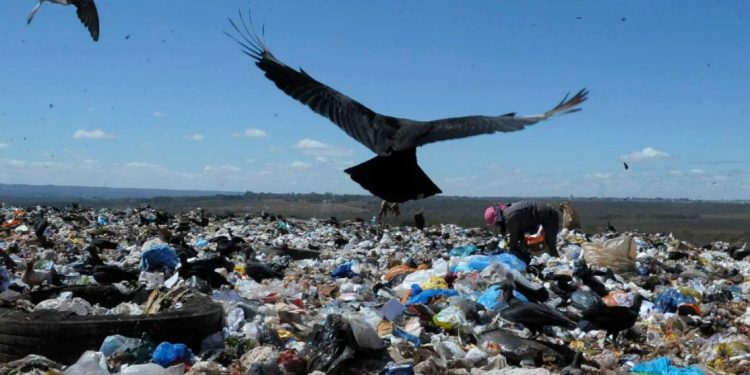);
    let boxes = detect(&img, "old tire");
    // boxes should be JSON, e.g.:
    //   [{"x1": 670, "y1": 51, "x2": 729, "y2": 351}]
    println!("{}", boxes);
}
[{"x1": 0, "y1": 294, "x2": 223, "y2": 365}]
